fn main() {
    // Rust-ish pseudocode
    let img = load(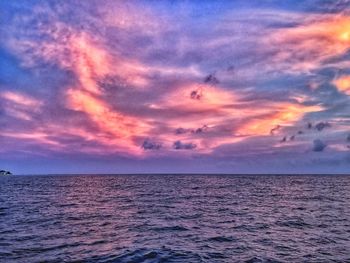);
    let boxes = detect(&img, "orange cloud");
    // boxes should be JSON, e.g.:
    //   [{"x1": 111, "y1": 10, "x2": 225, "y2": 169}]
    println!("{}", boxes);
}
[
  {"x1": 333, "y1": 75, "x2": 350, "y2": 95},
  {"x1": 69, "y1": 33, "x2": 151, "y2": 94},
  {"x1": 268, "y1": 15, "x2": 350, "y2": 73},
  {"x1": 59, "y1": 33, "x2": 158, "y2": 154},
  {"x1": 147, "y1": 81, "x2": 326, "y2": 153},
  {"x1": 236, "y1": 103, "x2": 323, "y2": 136},
  {"x1": 154, "y1": 83, "x2": 240, "y2": 132},
  {"x1": 70, "y1": 35, "x2": 110, "y2": 94},
  {"x1": 66, "y1": 88, "x2": 150, "y2": 154}
]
